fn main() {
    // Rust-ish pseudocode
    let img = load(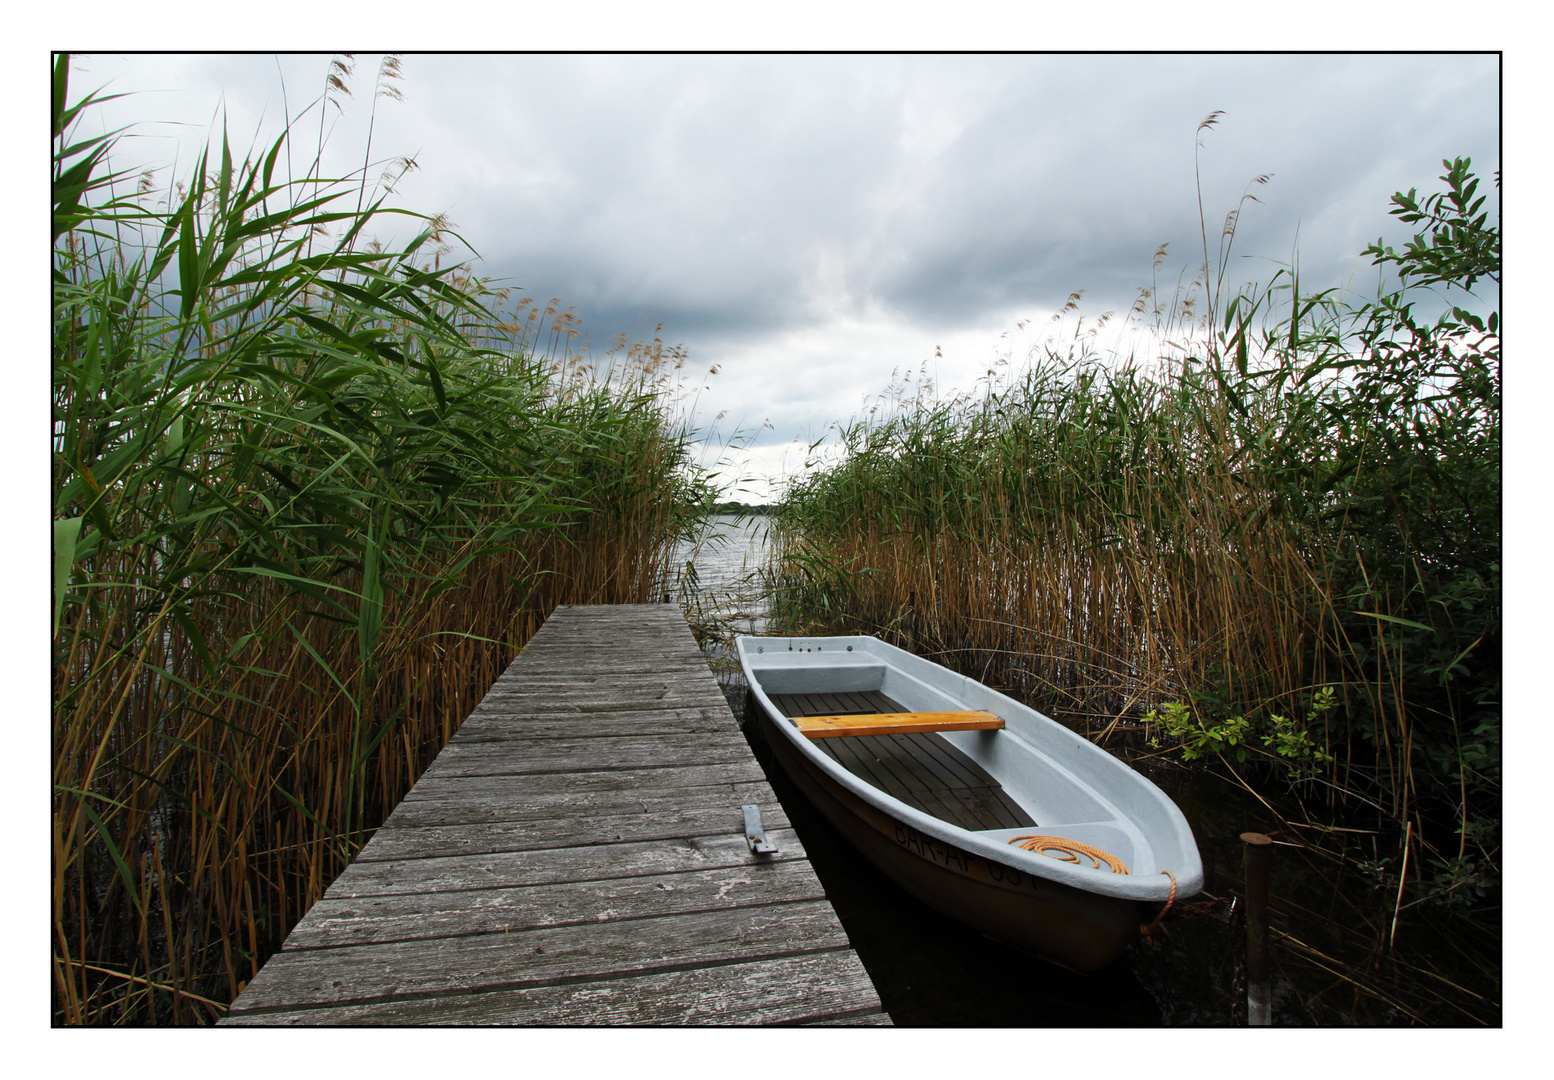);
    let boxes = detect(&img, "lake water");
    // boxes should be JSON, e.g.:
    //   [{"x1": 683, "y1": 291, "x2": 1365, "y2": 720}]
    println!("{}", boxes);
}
[
  {"x1": 668, "y1": 513, "x2": 773, "y2": 625},
  {"x1": 673, "y1": 514, "x2": 1499, "y2": 1026}
]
